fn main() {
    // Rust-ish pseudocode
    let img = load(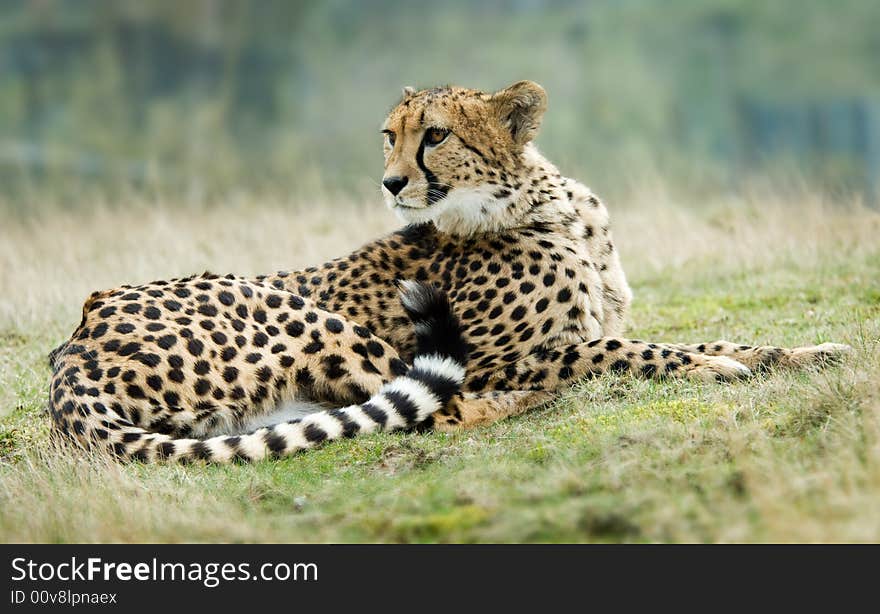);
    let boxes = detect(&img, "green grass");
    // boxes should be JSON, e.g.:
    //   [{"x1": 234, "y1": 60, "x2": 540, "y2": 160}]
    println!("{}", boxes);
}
[{"x1": 1, "y1": 191, "x2": 878, "y2": 542}]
